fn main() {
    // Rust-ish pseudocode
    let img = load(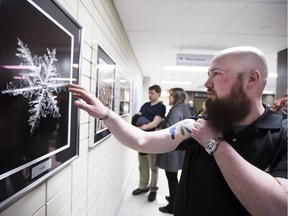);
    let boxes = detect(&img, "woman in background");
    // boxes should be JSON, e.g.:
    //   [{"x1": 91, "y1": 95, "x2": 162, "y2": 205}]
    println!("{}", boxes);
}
[
  {"x1": 156, "y1": 88, "x2": 191, "y2": 214},
  {"x1": 197, "y1": 99, "x2": 207, "y2": 117},
  {"x1": 269, "y1": 89, "x2": 288, "y2": 119}
]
